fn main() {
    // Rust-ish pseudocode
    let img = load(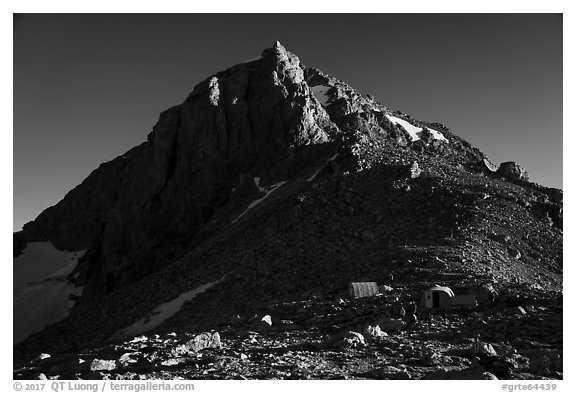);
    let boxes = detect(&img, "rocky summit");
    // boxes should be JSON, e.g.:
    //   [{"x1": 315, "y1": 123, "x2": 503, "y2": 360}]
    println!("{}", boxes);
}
[{"x1": 13, "y1": 42, "x2": 562, "y2": 380}]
